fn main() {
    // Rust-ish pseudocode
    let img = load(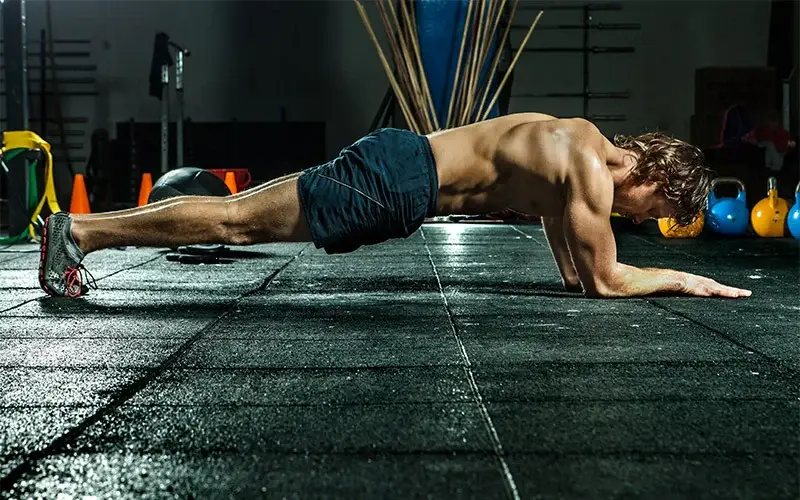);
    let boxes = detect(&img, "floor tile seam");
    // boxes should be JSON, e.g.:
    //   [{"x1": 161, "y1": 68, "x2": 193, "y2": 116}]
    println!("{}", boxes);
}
[
  {"x1": 0, "y1": 359, "x2": 789, "y2": 370},
  {"x1": 630, "y1": 234, "x2": 800, "y2": 289},
  {"x1": 0, "y1": 401, "x2": 482, "y2": 409},
  {"x1": 0, "y1": 254, "x2": 32, "y2": 269},
  {"x1": 0, "y1": 449, "x2": 506, "y2": 459},
  {"x1": 420, "y1": 228, "x2": 520, "y2": 500},
  {"x1": 1, "y1": 449, "x2": 797, "y2": 465},
  {"x1": 2, "y1": 396, "x2": 794, "y2": 410},
  {"x1": 508, "y1": 225, "x2": 549, "y2": 251},
  {"x1": 0, "y1": 297, "x2": 42, "y2": 315},
  {"x1": 0, "y1": 335, "x2": 455, "y2": 341},
  {"x1": 645, "y1": 299, "x2": 800, "y2": 375},
  {"x1": 0, "y1": 364, "x2": 467, "y2": 371},
  {"x1": 0, "y1": 255, "x2": 166, "y2": 314}
]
